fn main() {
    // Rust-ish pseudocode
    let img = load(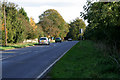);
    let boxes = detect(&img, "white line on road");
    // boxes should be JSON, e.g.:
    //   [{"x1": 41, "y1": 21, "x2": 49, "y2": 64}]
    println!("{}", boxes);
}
[
  {"x1": 35, "y1": 47, "x2": 73, "y2": 80},
  {"x1": 21, "y1": 52, "x2": 28, "y2": 54},
  {"x1": 0, "y1": 51, "x2": 33, "y2": 61},
  {"x1": 34, "y1": 51, "x2": 38, "y2": 53},
  {"x1": 0, "y1": 56, "x2": 14, "y2": 61}
]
